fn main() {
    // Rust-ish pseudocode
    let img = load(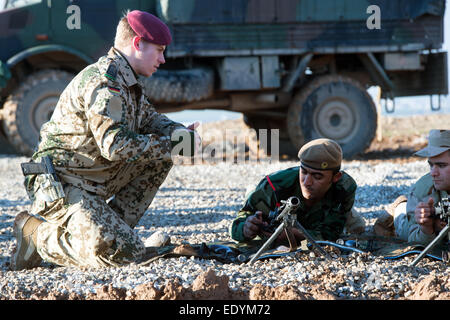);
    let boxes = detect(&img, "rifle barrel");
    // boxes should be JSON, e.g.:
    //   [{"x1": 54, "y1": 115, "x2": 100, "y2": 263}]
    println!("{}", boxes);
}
[{"x1": 410, "y1": 224, "x2": 449, "y2": 267}]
